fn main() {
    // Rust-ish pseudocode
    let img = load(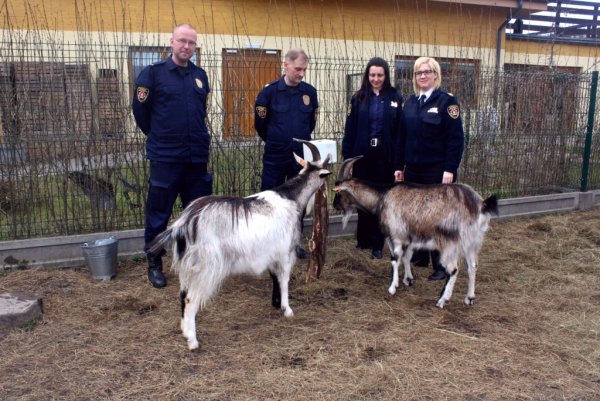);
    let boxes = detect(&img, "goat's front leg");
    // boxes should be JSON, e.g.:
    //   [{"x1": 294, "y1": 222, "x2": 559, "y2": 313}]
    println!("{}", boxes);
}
[
  {"x1": 276, "y1": 267, "x2": 294, "y2": 317},
  {"x1": 388, "y1": 242, "x2": 410, "y2": 295},
  {"x1": 388, "y1": 255, "x2": 400, "y2": 295},
  {"x1": 270, "y1": 272, "x2": 281, "y2": 308}
]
